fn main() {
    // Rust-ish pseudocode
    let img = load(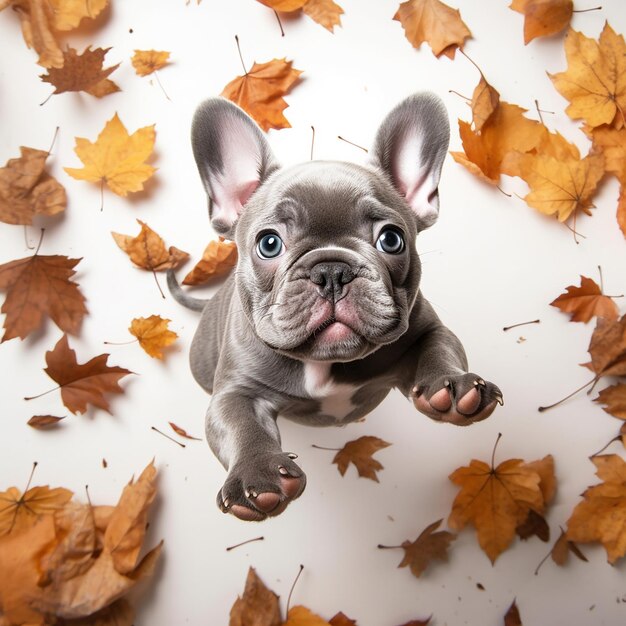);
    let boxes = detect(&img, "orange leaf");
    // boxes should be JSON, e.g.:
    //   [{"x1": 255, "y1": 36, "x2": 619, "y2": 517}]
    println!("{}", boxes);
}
[
  {"x1": 129, "y1": 315, "x2": 178, "y2": 359},
  {"x1": 471, "y1": 75, "x2": 500, "y2": 132},
  {"x1": 550, "y1": 528, "x2": 588, "y2": 566},
  {"x1": 302, "y1": 0, "x2": 344, "y2": 32},
  {"x1": 131, "y1": 49, "x2": 171, "y2": 76},
  {"x1": 284, "y1": 605, "x2": 332, "y2": 625},
  {"x1": 394, "y1": 0, "x2": 471, "y2": 59},
  {"x1": 596, "y1": 384, "x2": 626, "y2": 420},
  {"x1": 332, "y1": 436, "x2": 391, "y2": 482},
  {"x1": 0, "y1": 145, "x2": 66, "y2": 225},
  {"x1": 329, "y1": 613, "x2": 358, "y2": 626},
  {"x1": 38, "y1": 335, "x2": 132, "y2": 415},
  {"x1": 550, "y1": 276, "x2": 619, "y2": 323},
  {"x1": 510, "y1": 0, "x2": 573, "y2": 44},
  {"x1": 585, "y1": 314, "x2": 626, "y2": 378},
  {"x1": 0, "y1": 253, "x2": 87, "y2": 342},
  {"x1": 229, "y1": 567, "x2": 281, "y2": 626},
  {"x1": 221, "y1": 58, "x2": 302, "y2": 132},
  {"x1": 168, "y1": 422, "x2": 201, "y2": 441},
  {"x1": 183, "y1": 238, "x2": 237, "y2": 286},
  {"x1": 257, "y1": 0, "x2": 308, "y2": 10},
  {"x1": 27, "y1": 415, "x2": 66, "y2": 429},
  {"x1": 550, "y1": 23, "x2": 626, "y2": 130}
]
